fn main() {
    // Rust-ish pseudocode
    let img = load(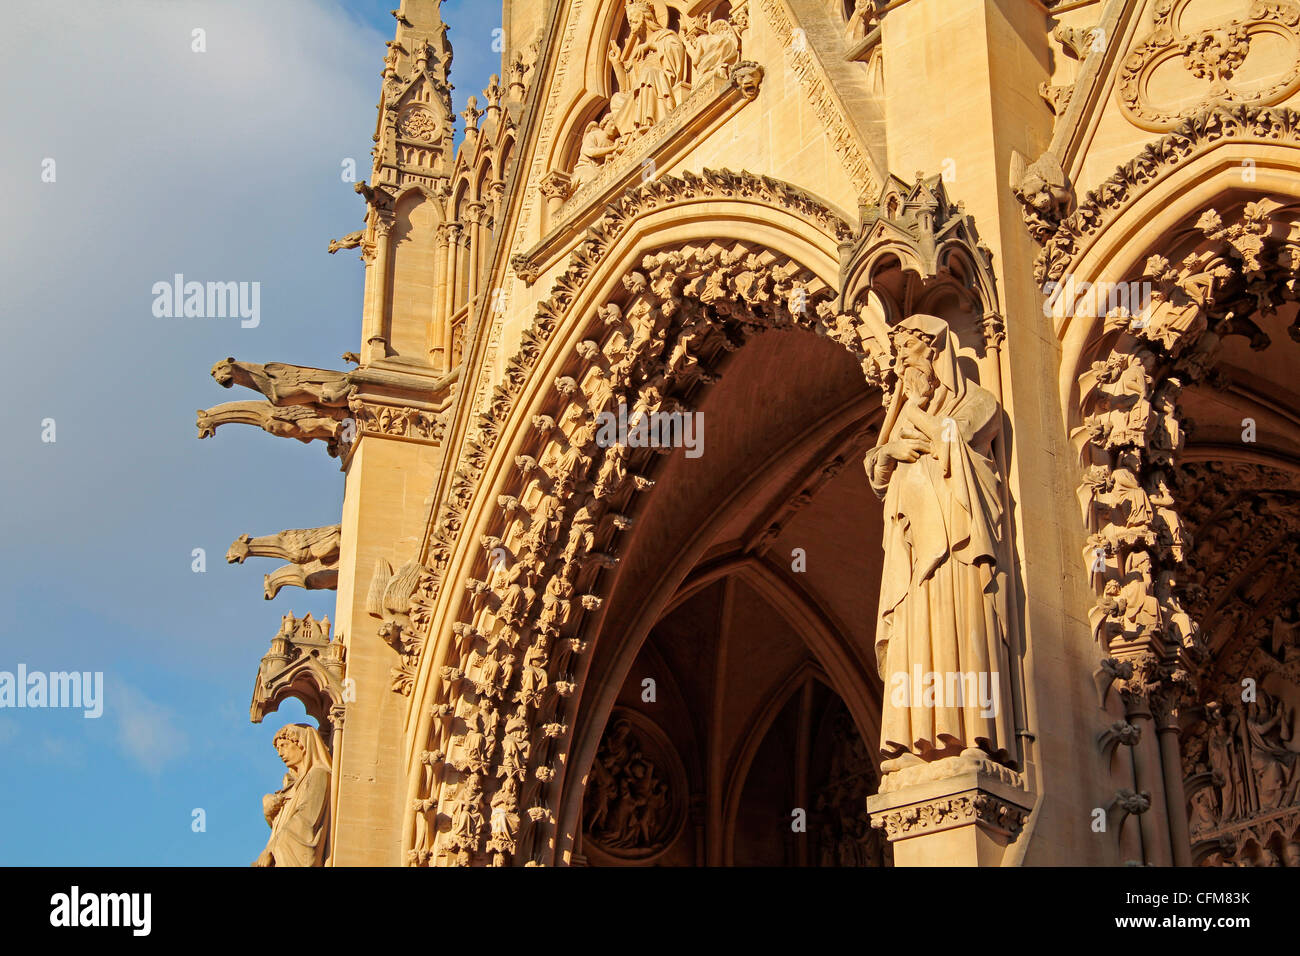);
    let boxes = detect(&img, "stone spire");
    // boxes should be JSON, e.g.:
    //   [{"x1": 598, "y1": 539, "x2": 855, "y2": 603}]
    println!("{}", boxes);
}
[
  {"x1": 391, "y1": 0, "x2": 452, "y2": 84},
  {"x1": 369, "y1": 0, "x2": 456, "y2": 193}
]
